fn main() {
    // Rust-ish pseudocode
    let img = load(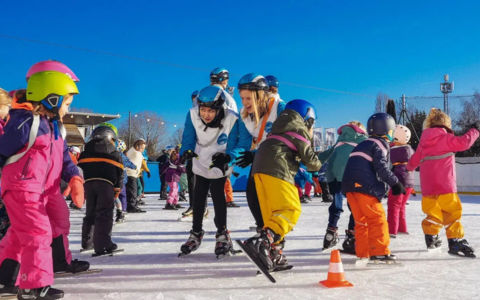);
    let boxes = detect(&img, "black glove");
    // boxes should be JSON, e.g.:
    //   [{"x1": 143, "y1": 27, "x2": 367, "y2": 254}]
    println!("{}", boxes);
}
[
  {"x1": 235, "y1": 151, "x2": 254, "y2": 168},
  {"x1": 232, "y1": 171, "x2": 240, "y2": 178},
  {"x1": 181, "y1": 150, "x2": 199, "y2": 163},
  {"x1": 391, "y1": 182, "x2": 406, "y2": 196},
  {"x1": 211, "y1": 152, "x2": 232, "y2": 165},
  {"x1": 209, "y1": 160, "x2": 229, "y2": 176},
  {"x1": 471, "y1": 121, "x2": 480, "y2": 131},
  {"x1": 147, "y1": 172, "x2": 151, "y2": 178}
]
